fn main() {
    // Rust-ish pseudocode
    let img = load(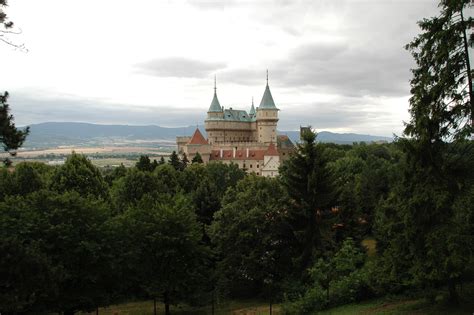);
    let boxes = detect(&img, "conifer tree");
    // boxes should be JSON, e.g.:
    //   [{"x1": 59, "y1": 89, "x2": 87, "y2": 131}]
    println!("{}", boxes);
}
[
  {"x1": 405, "y1": 0, "x2": 473, "y2": 141},
  {"x1": 0, "y1": 92, "x2": 29, "y2": 165},
  {"x1": 280, "y1": 128, "x2": 336, "y2": 272},
  {"x1": 376, "y1": 0, "x2": 474, "y2": 304},
  {"x1": 191, "y1": 152, "x2": 203, "y2": 164},
  {"x1": 136, "y1": 155, "x2": 153, "y2": 172},
  {"x1": 168, "y1": 151, "x2": 181, "y2": 171},
  {"x1": 159, "y1": 156, "x2": 165, "y2": 165},
  {"x1": 181, "y1": 153, "x2": 189, "y2": 170}
]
